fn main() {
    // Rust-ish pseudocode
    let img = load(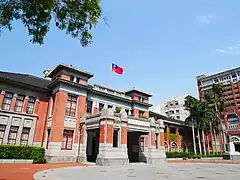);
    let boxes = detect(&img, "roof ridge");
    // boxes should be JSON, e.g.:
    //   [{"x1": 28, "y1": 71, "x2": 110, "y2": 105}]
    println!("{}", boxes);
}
[{"x1": 0, "y1": 71, "x2": 49, "y2": 81}]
